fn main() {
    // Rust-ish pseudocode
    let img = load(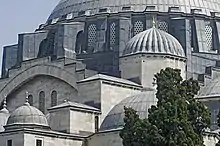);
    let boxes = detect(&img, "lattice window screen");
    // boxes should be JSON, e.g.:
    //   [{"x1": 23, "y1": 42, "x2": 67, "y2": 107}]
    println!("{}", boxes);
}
[
  {"x1": 88, "y1": 24, "x2": 97, "y2": 47},
  {"x1": 134, "y1": 21, "x2": 144, "y2": 36},
  {"x1": 110, "y1": 23, "x2": 116, "y2": 46},
  {"x1": 158, "y1": 21, "x2": 168, "y2": 32},
  {"x1": 205, "y1": 23, "x2": 213, "y2": 50}
]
